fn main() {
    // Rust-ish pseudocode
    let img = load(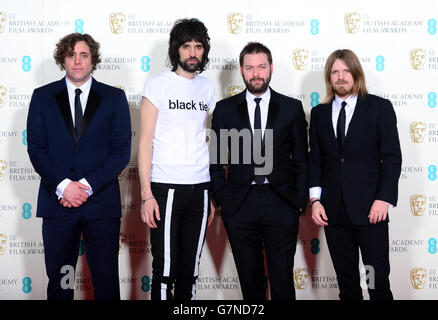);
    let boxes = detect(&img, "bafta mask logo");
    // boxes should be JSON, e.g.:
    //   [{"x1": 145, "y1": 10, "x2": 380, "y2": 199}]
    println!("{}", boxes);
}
[
  {"x1": 119, "y1": 232, "x2": 126, "y2": 254},
  {"x1": 226, "y1": 85, "x2": 244, "y2": 97},
  {"x1": 344, "y1": 12, "x2": 361, "y2": 34},
  {"x1": 409, "y1": 121, "x2": 426, "y2": 143},
  {"x1": 0, "y1": 233, "x2": 7, "y2": 255},
  {"x1": 109, "y1": 12, "x2": 126, "y2": 34},
  {"x1": 0, "y1": 85, "x2": 7, "y2": 108},
  {"x1": 293, "y1": 267, "x2": 309, "y2": 289},
  {"x1": 410, "y1": 267, "x2": 427, "y2": 289},
  {"x1": 292, "y1": 49, "x2": 309, "y2": 70},
  {"x1": 410, "y1": 194, "x2": 427, "y2": 216},
  {"x1": 227, "y1": 13, "x2": 244, "y2": 34},
  {"x1": 0, "y1": 12, "x2": 6, "y2": 34},
  {"x1": 410, "y1": 49, "x2": 426, "y2": 70},
  {"x1": 0, "y1": 159, "x2": 7, "y2": 181}
]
